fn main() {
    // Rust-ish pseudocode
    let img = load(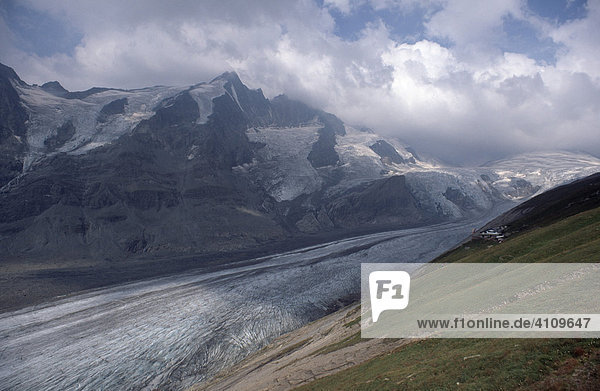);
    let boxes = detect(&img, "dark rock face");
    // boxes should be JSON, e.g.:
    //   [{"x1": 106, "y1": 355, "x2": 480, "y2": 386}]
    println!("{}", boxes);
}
[
  {"x1": 503, "y1": 178, "x2": 540, "y2": 199},
  {"x1": 65, "y1": 87, "x2": 112, "y2": 100},
  {"x1": 443, "y1": 187, "x2": 477, "y2": 210},
  {"x1": 41, "y1": 80, "x2": 113, "y2": 100},
  {"x1": 326, "y1": 175, "x2": 426, "y2": 228},
  {"x1": 270, "y1": 95, "x2": 316, "y2": 125},
  {"x1": 142, "y1": 91, "x2": 200, "y2": 132},
  {"x1": 214, "y1": 72, "x2": 272, "y2": 126},
  {"x1": 97, "y1": 98, "x2": 128, "y2": 122},
  {"x1": 307, "y1": 113, "x2": 345, "y2": 168},
  {"x1": 279, "y1": 173, "x2": 436, "y2": 236},
  {"x1": 41, "y1": 81, "x2": 69, "y2": 97},
  {"x1": 45, "y1": 121, "x2": 76, "y2": 152},
  {"x1": 370, "y1": 140, "x2": 405, "y2": 164},
  {"x1": 307, "y1": 126, "x2": 339, "y2": 168},
  {"x1": 0, "y1": 64, "x2": 28, "y2": 188},
  {"x1": 405, "y1": 146, "x2": 420, "y2": 162}
]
